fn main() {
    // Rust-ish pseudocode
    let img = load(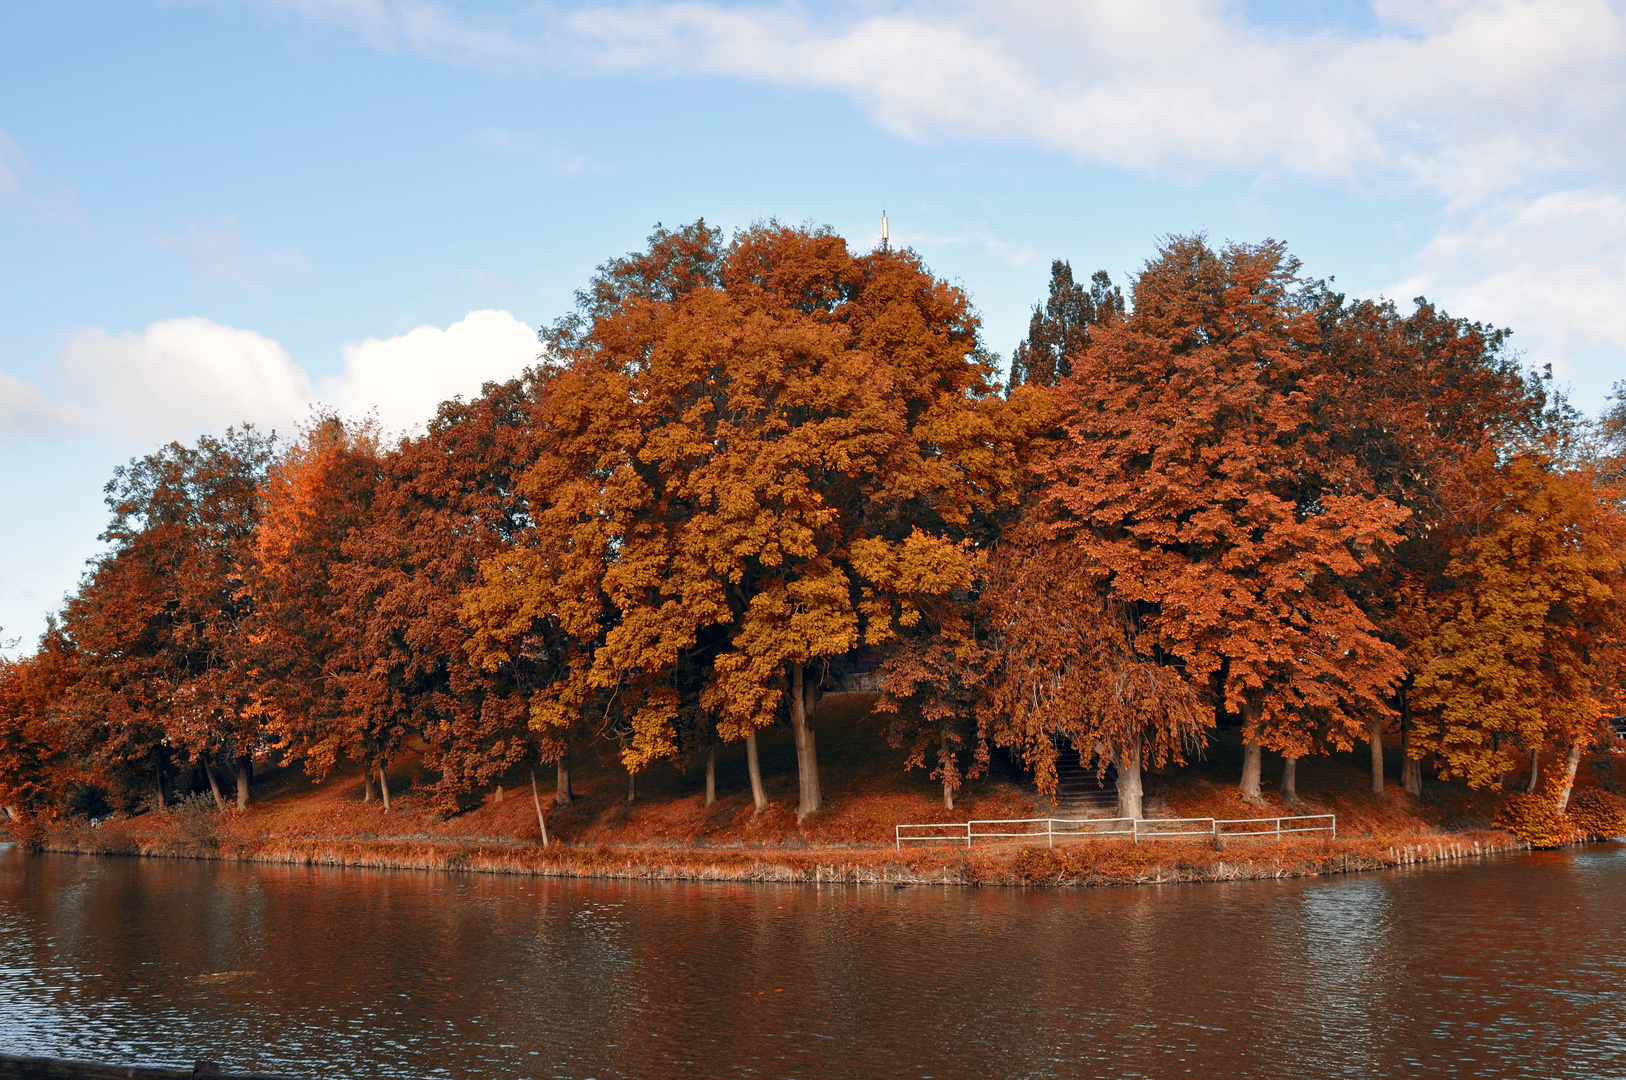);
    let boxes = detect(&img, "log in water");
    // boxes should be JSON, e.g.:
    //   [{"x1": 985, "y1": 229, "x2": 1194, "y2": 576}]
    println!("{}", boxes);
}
[{"x1": 3, "y1": 844, "x2": 1625, "y2": 1077}]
